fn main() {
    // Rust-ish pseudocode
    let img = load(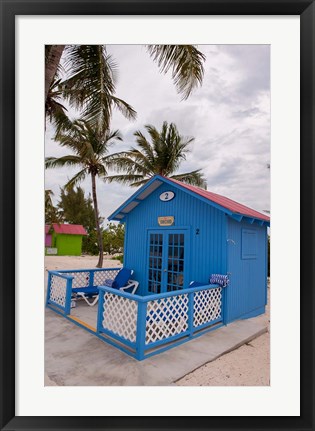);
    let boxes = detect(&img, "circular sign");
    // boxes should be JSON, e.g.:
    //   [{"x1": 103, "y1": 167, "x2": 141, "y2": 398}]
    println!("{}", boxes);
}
[{"x1": 159, "y1": 191, "x2": 175, "y2": 202}]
